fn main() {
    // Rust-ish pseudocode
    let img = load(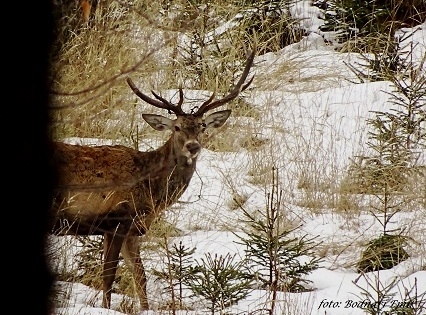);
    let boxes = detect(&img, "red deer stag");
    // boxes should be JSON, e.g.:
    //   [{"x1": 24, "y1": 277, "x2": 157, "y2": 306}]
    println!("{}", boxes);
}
[{"x1": 50, "y1": 48, "x2": 255, "y2": 310}]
